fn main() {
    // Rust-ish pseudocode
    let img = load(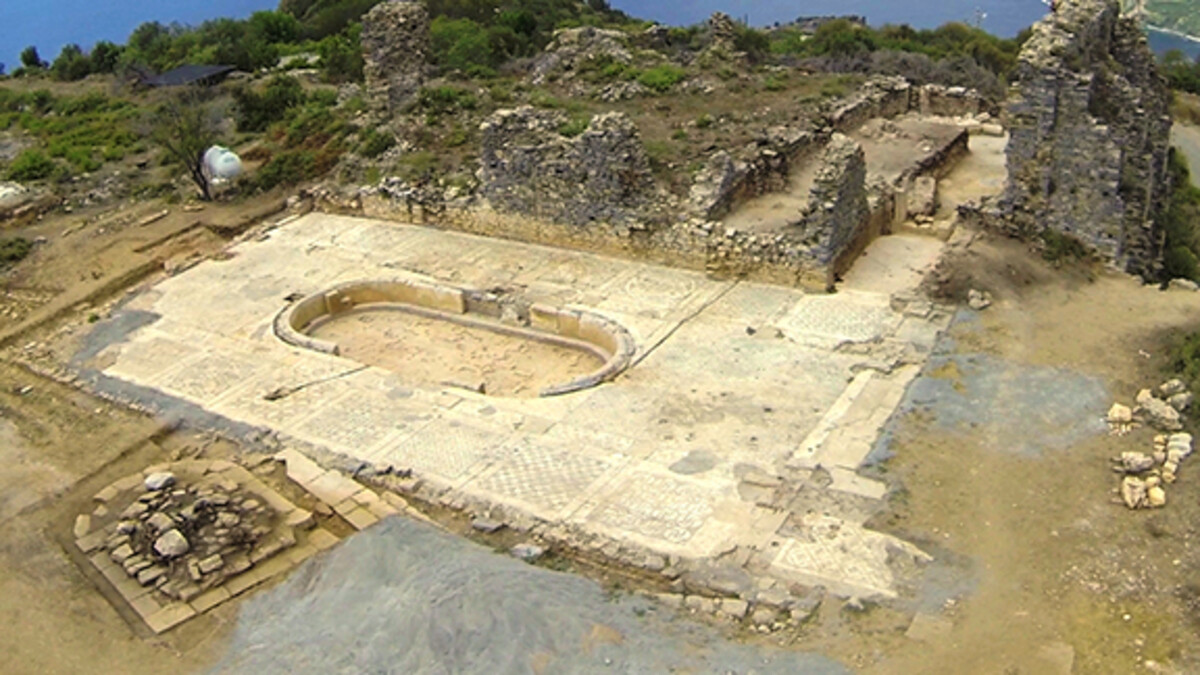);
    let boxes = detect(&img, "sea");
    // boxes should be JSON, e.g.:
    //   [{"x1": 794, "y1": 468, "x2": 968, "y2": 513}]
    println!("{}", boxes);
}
[{"x1": 1, "y1": 0, "x2": 1198, "y2": 72}]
